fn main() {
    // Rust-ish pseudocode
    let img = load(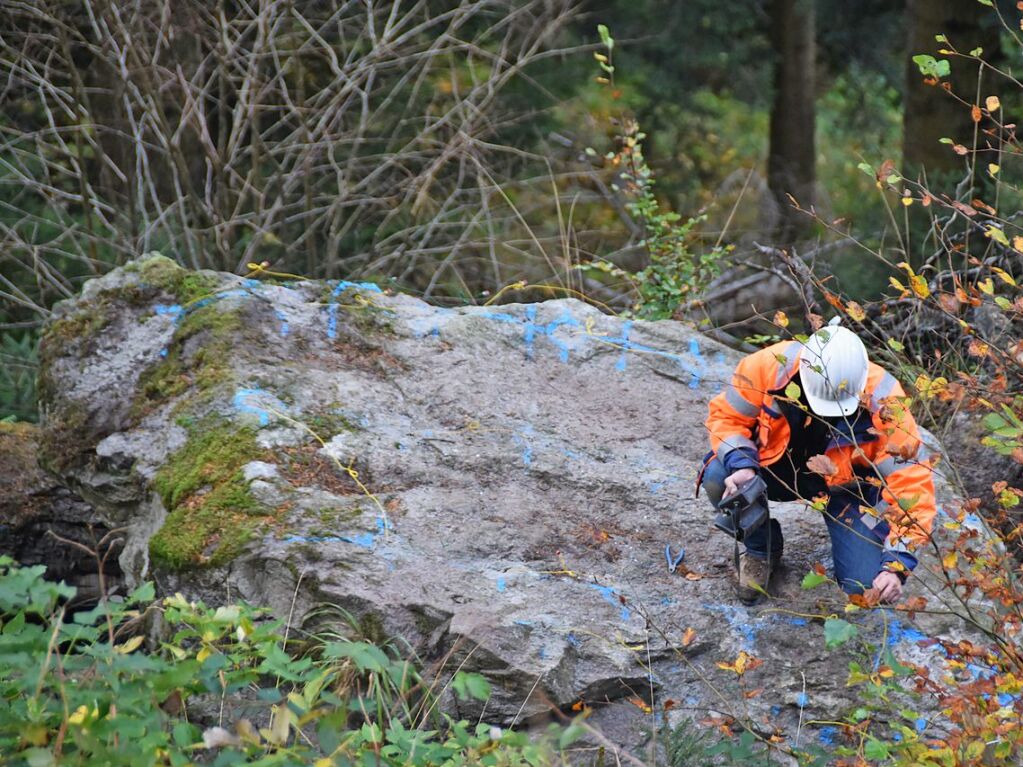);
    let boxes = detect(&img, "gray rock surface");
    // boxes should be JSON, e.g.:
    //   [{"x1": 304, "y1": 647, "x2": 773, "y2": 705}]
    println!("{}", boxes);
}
[{"x1": 33, "y1": 254, "x2": 982, "y2": 754}]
